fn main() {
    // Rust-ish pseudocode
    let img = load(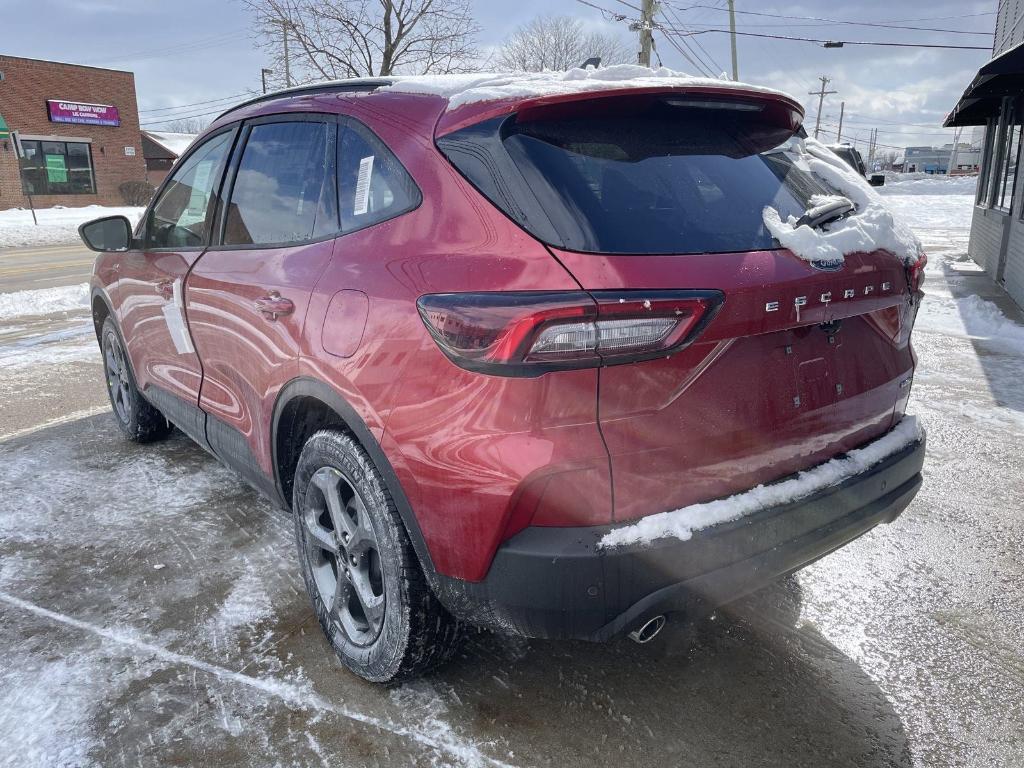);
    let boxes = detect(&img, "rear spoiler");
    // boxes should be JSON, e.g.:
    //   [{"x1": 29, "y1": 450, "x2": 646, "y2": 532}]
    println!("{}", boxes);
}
[{"x1": 435, "y1": 85, "x2": 805, "y2": 137}]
